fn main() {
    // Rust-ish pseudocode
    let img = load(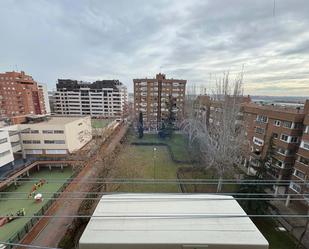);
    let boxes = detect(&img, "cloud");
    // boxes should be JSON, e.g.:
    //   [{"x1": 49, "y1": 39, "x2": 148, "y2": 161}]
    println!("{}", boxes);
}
[{"x1": 0, "y1": 0, "x2": 309, "y2": 96}]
